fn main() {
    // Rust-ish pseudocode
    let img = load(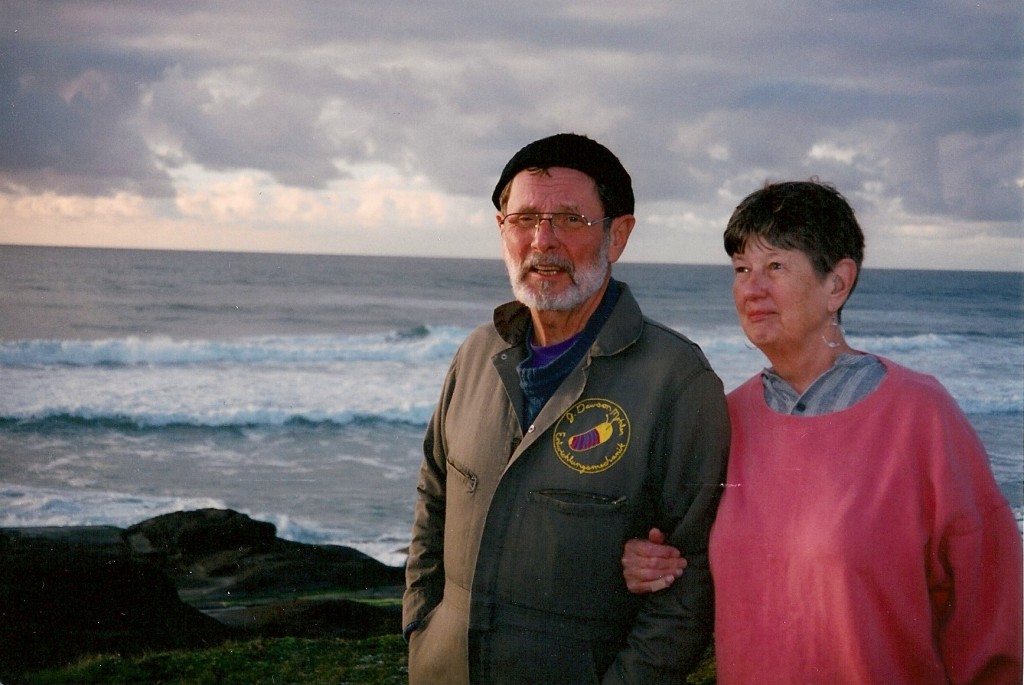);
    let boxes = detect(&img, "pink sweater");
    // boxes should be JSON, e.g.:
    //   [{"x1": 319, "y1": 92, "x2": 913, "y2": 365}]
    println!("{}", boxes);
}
[{"x1": 709, "y1": 357, "x2": 1022, "y2": 684}]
